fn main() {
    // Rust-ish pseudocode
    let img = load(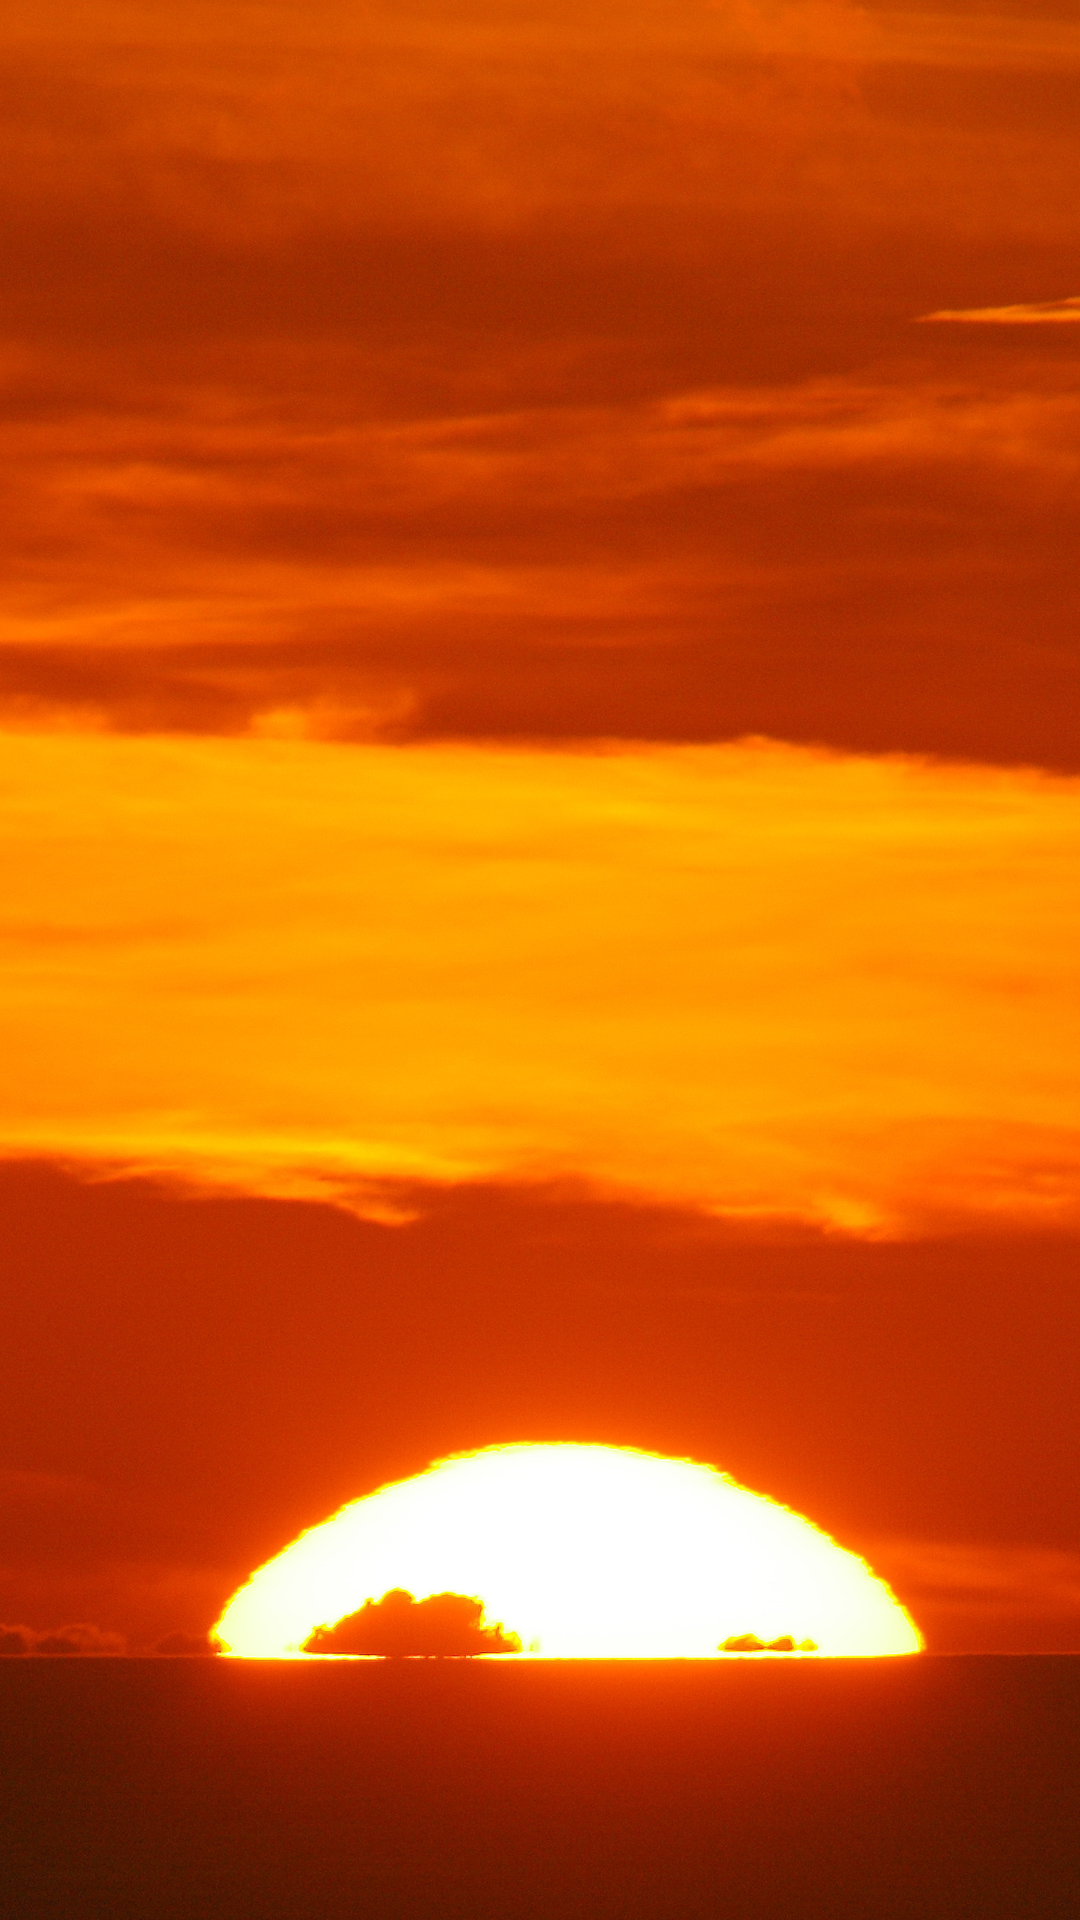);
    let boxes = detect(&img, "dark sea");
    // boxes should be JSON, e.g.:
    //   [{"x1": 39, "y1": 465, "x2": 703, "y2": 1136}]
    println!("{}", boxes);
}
[{"x1": 2, "y1": 1657, "x2": 1077, "y2": 1919}]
